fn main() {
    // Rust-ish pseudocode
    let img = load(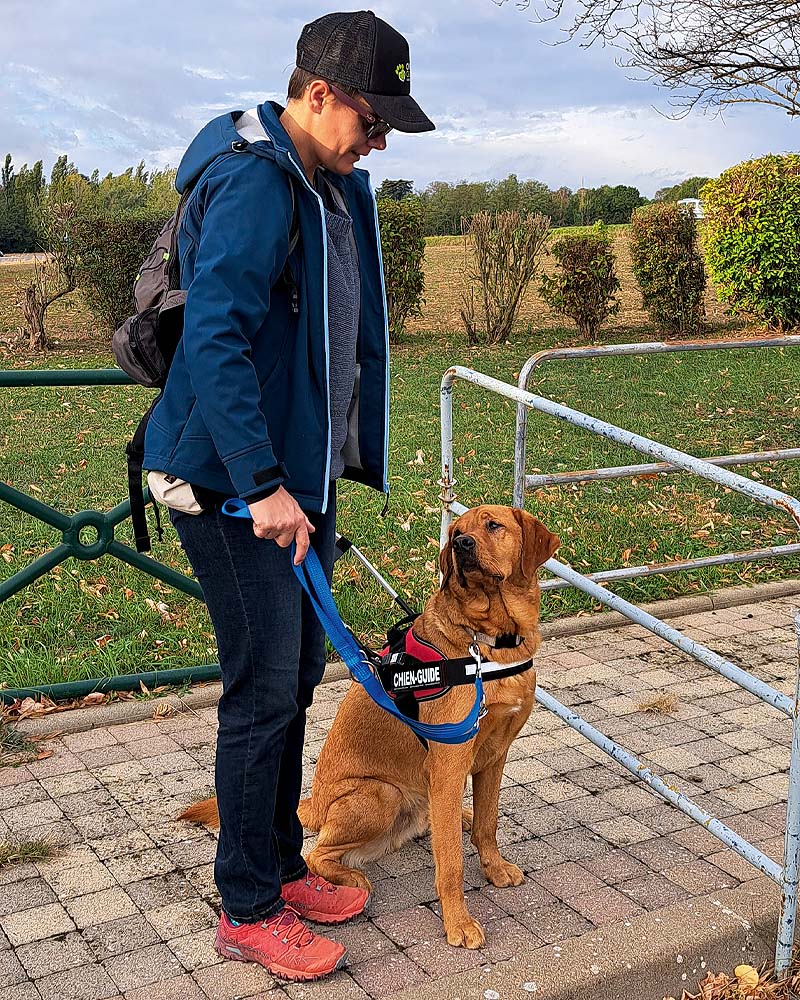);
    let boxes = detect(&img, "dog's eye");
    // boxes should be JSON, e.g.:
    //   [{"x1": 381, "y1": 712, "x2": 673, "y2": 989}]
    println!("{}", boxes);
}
[{"x1": 486, "y1": 521, "x2": 503, "y2": 531}]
